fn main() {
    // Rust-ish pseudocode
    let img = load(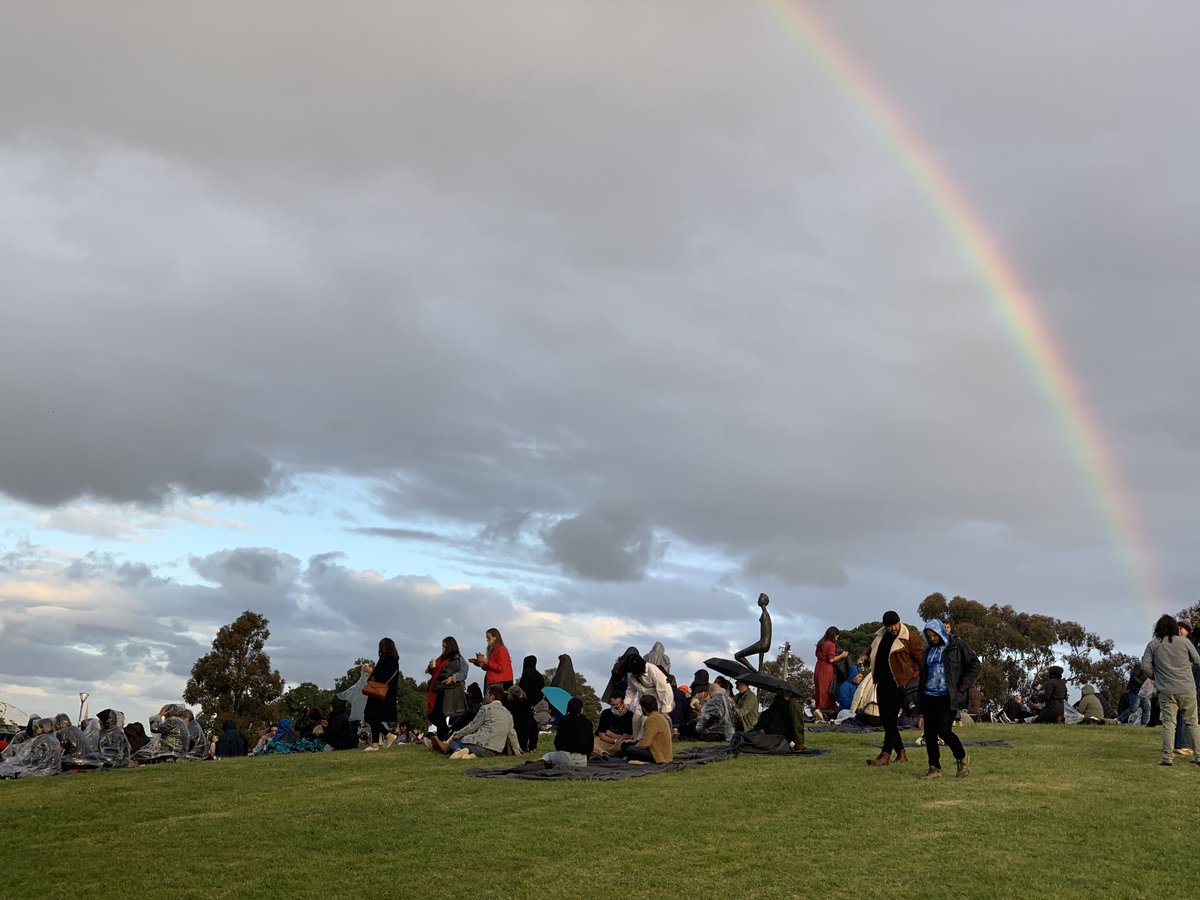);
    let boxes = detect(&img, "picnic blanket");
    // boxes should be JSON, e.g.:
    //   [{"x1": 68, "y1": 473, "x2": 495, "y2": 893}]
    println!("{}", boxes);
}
[
  {"x1": 808, "y1": 723, "x2": 920, "y2": 734},
  {"x1": 463, "y1": 744, "x2": 831, "y2": 780},
  {"x1": 866, "y1": 739, "x2": 1011, "y2": 749}
]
